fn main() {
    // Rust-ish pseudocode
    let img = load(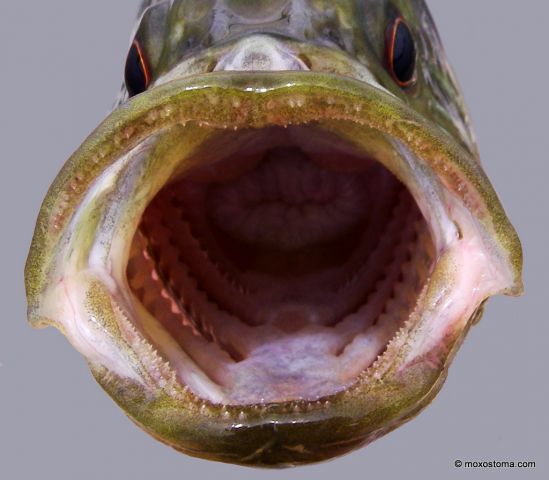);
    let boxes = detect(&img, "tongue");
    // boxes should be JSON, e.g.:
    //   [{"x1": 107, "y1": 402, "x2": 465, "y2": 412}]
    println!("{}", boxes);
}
[{"x1": 207, "y1": 147, "x2": 369, "y2": 250}]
